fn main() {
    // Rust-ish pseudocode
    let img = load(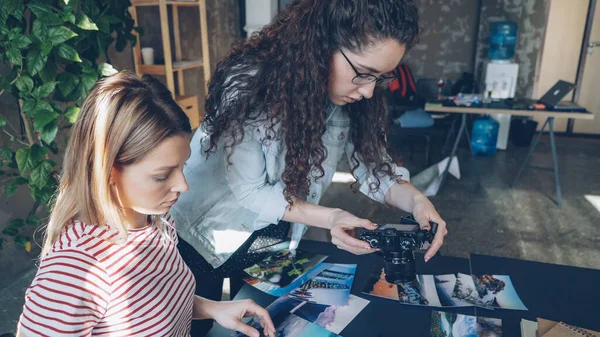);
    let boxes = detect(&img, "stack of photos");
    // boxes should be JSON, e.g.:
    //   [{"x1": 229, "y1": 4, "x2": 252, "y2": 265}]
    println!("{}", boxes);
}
[
  {"x1": 244, "y1": 246, "x2": 329, "y2": 288},
  {"x1": 243, "y1": 243, "x2": 330, "y2": 296},
  {"x1": 289, "y1": 264, "x2": 357, "y2": 306},
  {"x1": 236, "y1": 264, "x2": 369, "y2": 336},
  {"x1": 430, "y1": 310, "x2": 502, "y2": 337},
  {"x1": 362, "y1": 266, "x2": 527, "y2": 310},
  {"x1": 233, "y1": 293, "x2": 369, "y2": 337},
  {"x1": 232, "y1": 311, "x2": 338, "y2": 337}
]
